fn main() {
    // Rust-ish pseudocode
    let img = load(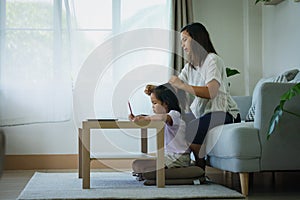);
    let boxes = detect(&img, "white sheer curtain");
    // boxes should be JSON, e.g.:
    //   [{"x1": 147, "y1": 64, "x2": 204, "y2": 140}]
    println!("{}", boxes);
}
[
  {"x1": 0, "y1": 0, "x2": 171, "y2": 126},
  {"x1": 0, "y1": 0, "x2": 72, "y2": 126}
]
